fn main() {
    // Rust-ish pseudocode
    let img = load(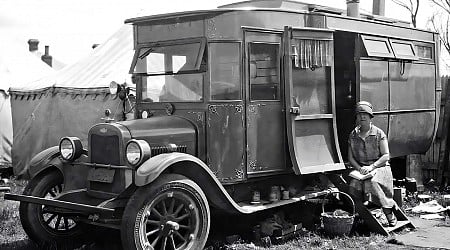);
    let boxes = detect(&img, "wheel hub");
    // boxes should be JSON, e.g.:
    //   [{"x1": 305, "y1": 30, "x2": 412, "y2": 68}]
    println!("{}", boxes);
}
[
  {"x1": 165, "y1": 220, "x2": 180, "y2": 231},
  {"x1": 137, "y1": 188, "x2": 206, "y2": 249},
  {"x1": 160, "y1": 220, "x2": 180, "y2": 236}
]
